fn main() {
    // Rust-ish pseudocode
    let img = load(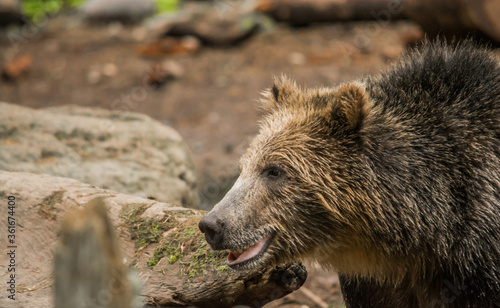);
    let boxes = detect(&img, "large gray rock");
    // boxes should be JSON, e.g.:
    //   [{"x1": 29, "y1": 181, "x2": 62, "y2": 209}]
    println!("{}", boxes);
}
[
  {"x1": 81, "y1": 0, "x2": 156, "y2": 22},
  {"x1": 0, "y1": 102, "x2": 199, "y2": 207}
]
